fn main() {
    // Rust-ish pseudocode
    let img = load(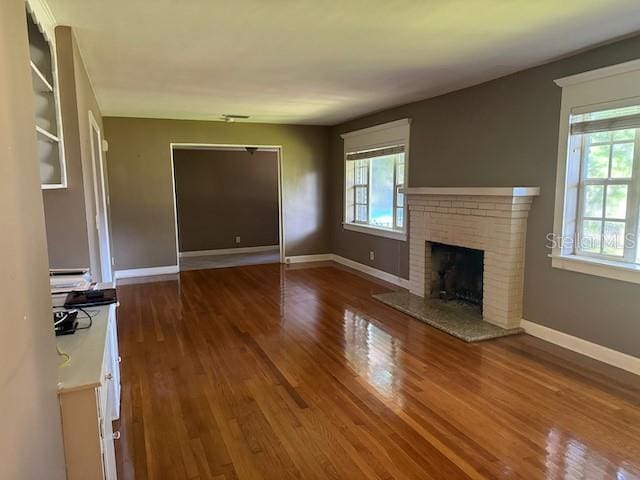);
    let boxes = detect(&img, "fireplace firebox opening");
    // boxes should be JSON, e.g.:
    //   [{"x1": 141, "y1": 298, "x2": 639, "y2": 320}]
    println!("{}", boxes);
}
[{"x1": 429, "y1": 242, "x2": 484, "y2": 308}]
